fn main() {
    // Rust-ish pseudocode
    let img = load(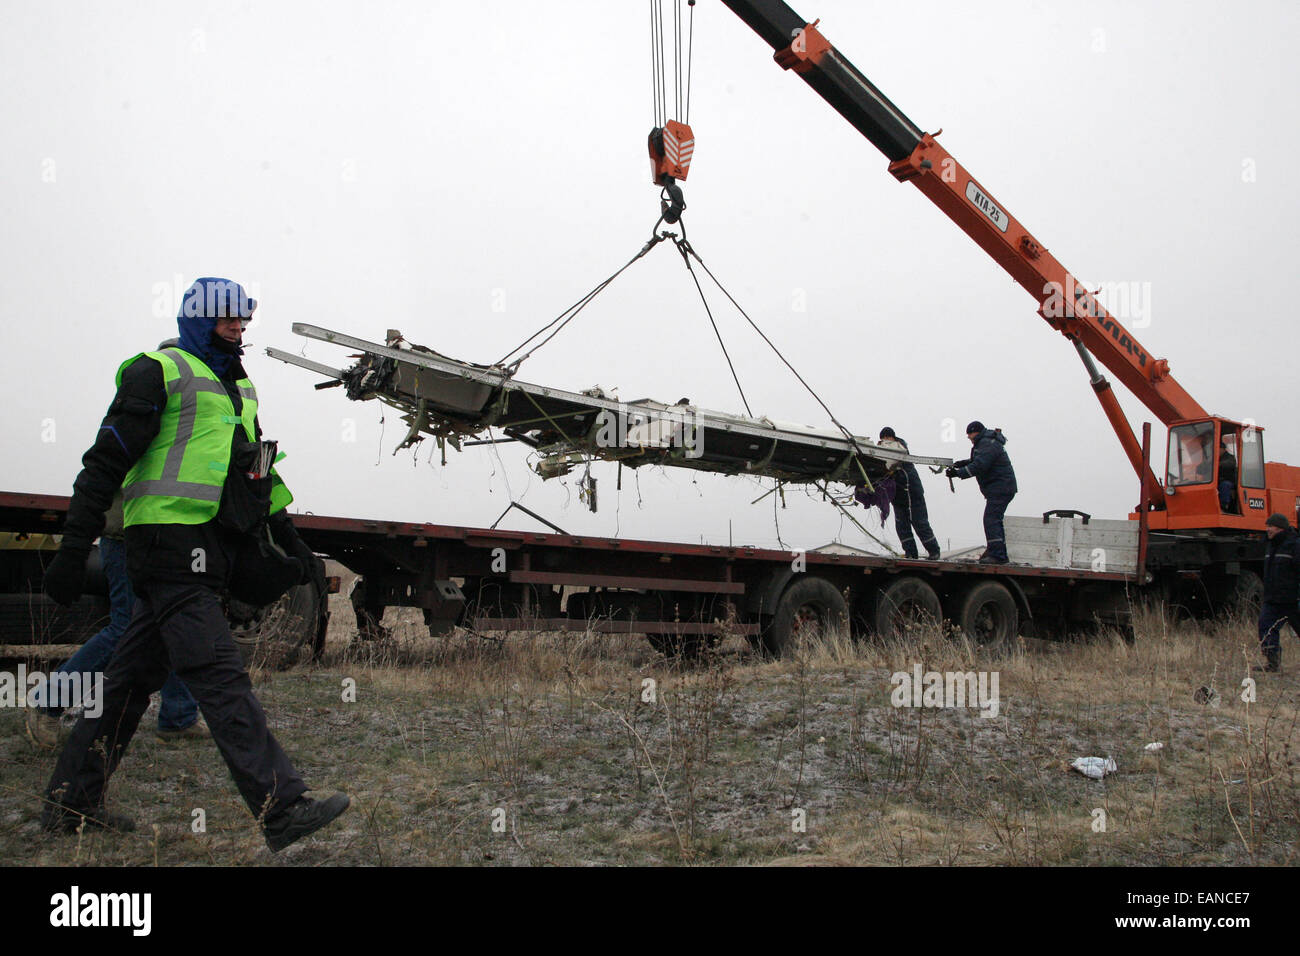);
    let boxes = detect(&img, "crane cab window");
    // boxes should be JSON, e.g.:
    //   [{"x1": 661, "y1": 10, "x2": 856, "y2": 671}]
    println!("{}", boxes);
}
[
  {"x1": 1241, "y1": 429, "x2": 1266, "y2": 488},
  {"x1": 1167, "y1": 422, "x2": 1215, "y2": 487}
]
